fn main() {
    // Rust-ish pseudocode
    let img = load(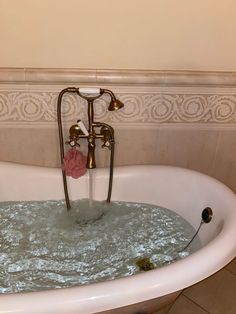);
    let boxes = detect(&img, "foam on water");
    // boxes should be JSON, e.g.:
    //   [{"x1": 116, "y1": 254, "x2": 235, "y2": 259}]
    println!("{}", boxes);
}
[{"x1": 0, "y1": 199, "x2": 201, "y2": 294}]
